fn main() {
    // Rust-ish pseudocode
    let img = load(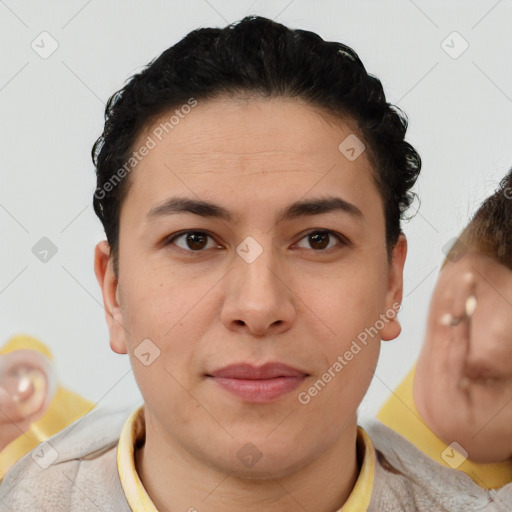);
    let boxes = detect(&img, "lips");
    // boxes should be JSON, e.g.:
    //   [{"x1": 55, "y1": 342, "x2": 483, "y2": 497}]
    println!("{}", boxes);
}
[
  {"x1": 207, "y1": 363, "x2": 309, "y2": 403},
  {"x1": 208, "y1": 362, "x2": 308, "y2": 379}
]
